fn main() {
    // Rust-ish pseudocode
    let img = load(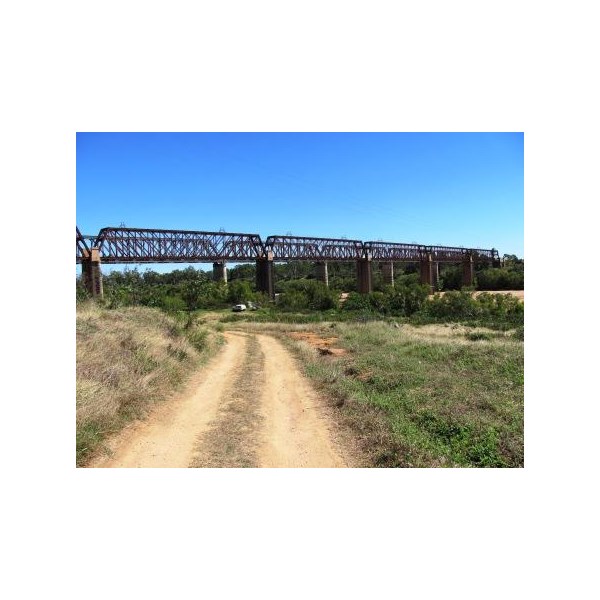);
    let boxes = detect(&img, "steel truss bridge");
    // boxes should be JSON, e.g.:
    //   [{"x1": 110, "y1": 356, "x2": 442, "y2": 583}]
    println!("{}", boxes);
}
[{"x1": 76, "y1": 227, "x2": 499, "y2": 264}]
